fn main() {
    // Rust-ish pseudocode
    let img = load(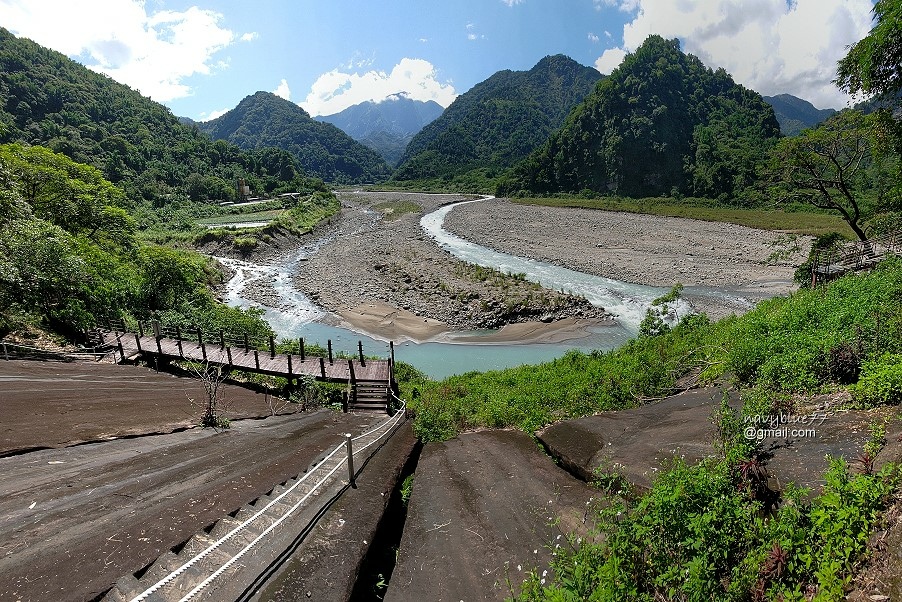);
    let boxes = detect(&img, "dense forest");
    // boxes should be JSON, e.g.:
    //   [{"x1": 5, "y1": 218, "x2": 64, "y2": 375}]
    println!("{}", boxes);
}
[
  {"x1": 0, "y1": 28, "x2": 309, "y2": 204},
  {"x1": 199, "y1": 91, "x2": 392, "y2": 184},
  {"x1": 504, "y1": 36, "x2": 782, "y2": 199},
  {"x1": 392, "y1": 54, "x2": 602, "y2": 185},
  {"x1": 763, "y1": 94, "x2": 837, "y2": 136}
]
